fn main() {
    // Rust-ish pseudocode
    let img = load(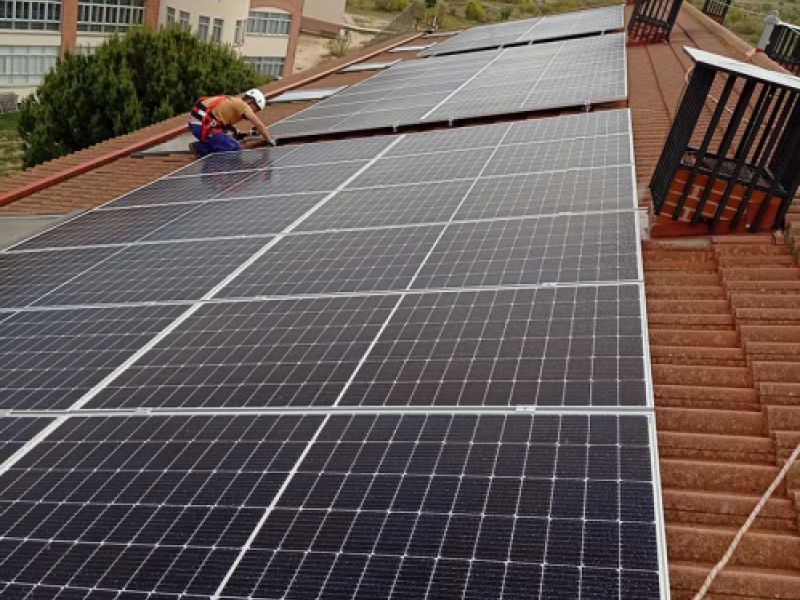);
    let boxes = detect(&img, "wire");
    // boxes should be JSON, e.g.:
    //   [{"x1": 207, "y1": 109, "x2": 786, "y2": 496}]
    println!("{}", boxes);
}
[{"x1": 692, "y1": 440, "x2": 800, "y2": 600}]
